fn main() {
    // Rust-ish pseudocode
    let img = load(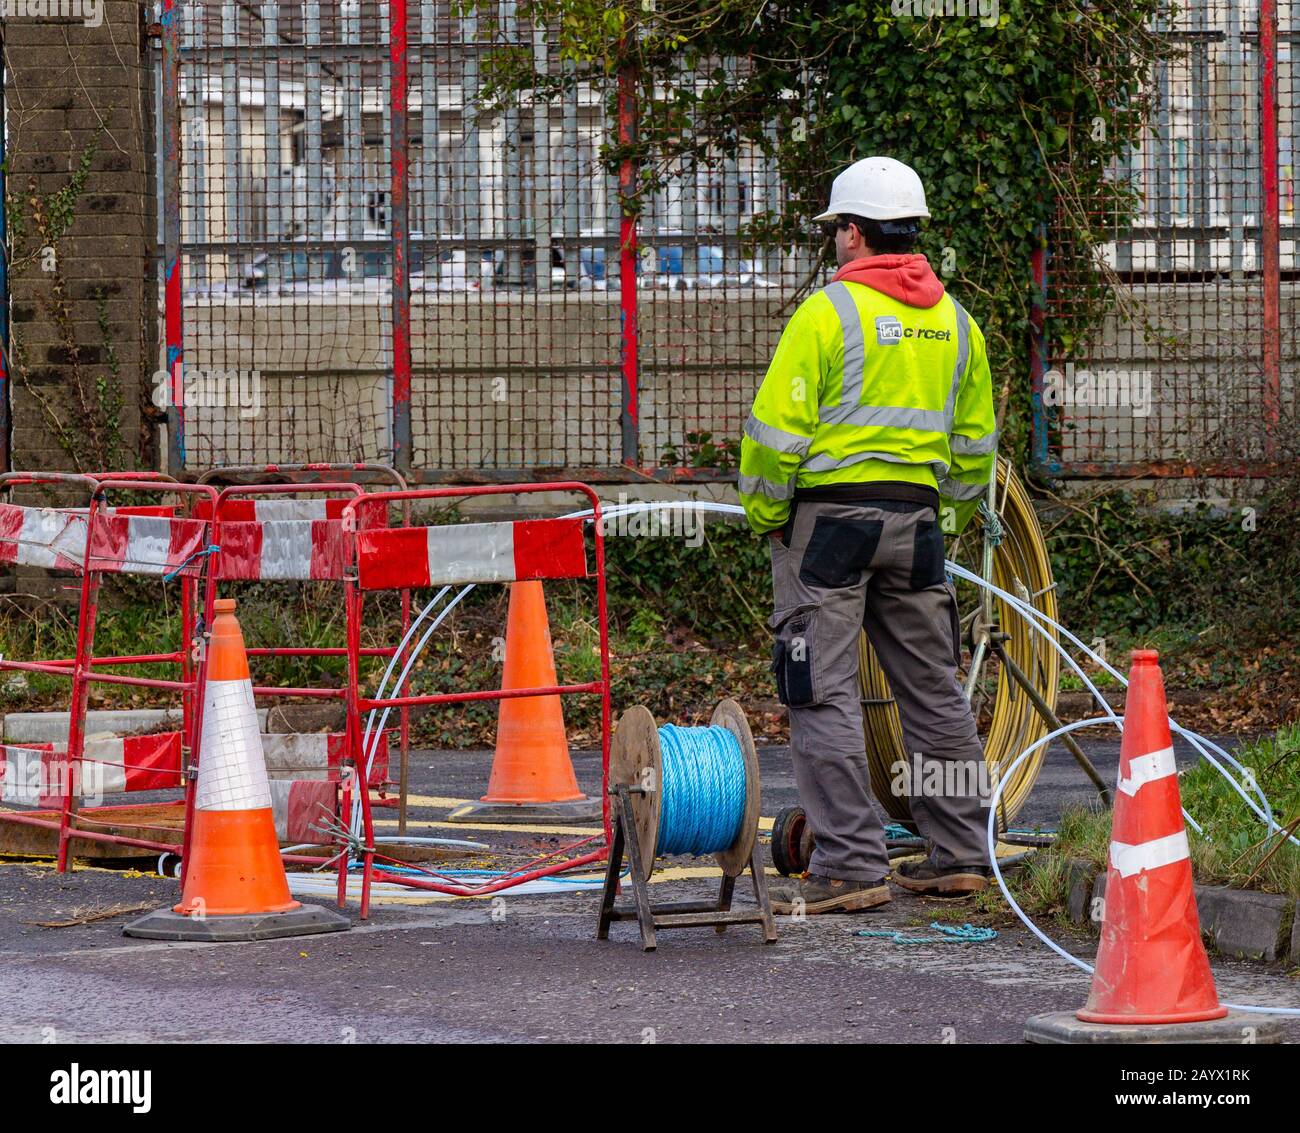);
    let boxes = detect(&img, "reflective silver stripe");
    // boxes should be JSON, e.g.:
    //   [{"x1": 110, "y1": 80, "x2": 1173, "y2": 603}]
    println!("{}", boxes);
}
[
  {"x1": 937, "y1": 477, "x2": 988, "y2": 501},
  {"x1": 801, "y1": 450, "x2": 946, "y2": 477},
  {"x1": 744, "y1": 413, "x2": 812, "y2": 456},
  {"x1": 944, "y1": 298, "x2": 971, "y2": 427},
  {"x1": 824, "y1": 281, "x2": 865, "y2": 409},
  {"x1": 950, "y1": 430, "x2": 998, "y2": 456},
  {"x1": 738, "y1": 473, "x2": 796, "y2": 501},
  {"x1": 821, "y1": 402, "x2": 948, "y2": 431}
]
